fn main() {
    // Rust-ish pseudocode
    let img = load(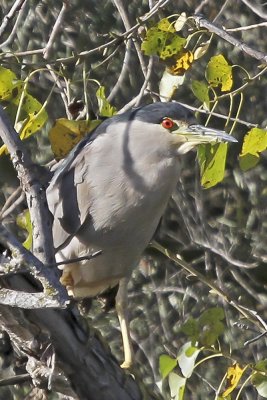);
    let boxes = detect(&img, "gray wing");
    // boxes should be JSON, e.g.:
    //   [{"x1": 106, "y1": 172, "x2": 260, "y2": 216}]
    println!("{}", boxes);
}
[{"x1": 47, "y1": 140, "x2": 93, "y2": 251}]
